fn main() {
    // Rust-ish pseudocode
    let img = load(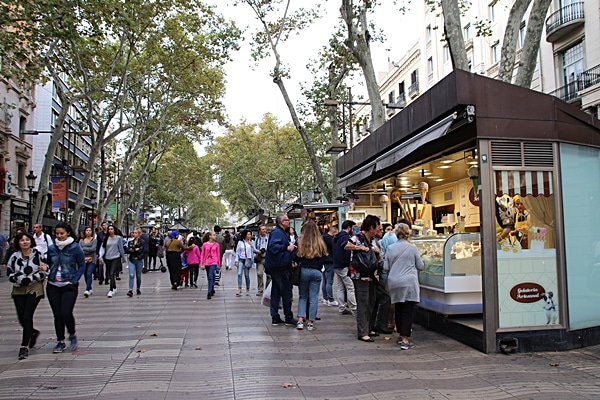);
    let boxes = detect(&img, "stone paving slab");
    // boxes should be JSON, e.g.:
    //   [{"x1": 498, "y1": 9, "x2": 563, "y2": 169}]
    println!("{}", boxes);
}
[{"x1": 1, "y1": 267, "x2": 599, "y2": 399}]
